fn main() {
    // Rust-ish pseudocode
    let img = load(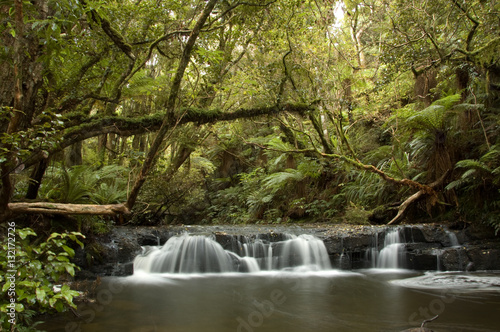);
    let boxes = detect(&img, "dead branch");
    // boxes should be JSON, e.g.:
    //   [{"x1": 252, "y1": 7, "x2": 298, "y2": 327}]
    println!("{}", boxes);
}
[{"x1": 388, "y1": 171, "x2": 450, "y2": 225}]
